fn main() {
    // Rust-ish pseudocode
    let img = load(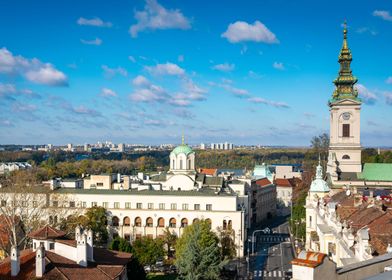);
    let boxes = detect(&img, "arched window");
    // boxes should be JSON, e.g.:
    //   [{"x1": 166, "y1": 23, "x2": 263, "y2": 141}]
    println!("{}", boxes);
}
[
  {"x1": 172, "y1": 159, "x2": 175, "y2": 169},
  {"x1": 223, "y1": 220, "x2": 227, "y2": 230},
  {"x1": 49, "y1": 216, "x2": 53, "y2": 224},
  {"x1": 123, "y1": 216, "x2": 130, "y2": 226},
  {"x1": 158, "y1": 217, "x2": 165, "y2": 227},
  {"x1": 181, "y1": 218, "x2": 188, "y2": 228},
  {"x1": 135, "y1": 217, "x2": 142, "y2": 227},
  {"x1": 180, "y1": 159, "x2": 183, "y2": 170},
  {"x1": 342, "y1": 155, "x2": 350, "y2": 160},
  {"x1": 146, "y1": 217, "x2": 153, "y2": 227},
  {"x1": 112, "y1": 216, "x2": 119, "y2": 227},
  {"x1": 193, "y1": 218, "x2": 200, "y2": 224},
  {"x1": 228, "y1": 220, "x2": 232, "y2": 230},
  {"x1": 188, "y1": 159, "x2": 191, "y2": 169},
  {"x1": 169, "y1": 218, "x2": 177, "y2": 228}
]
